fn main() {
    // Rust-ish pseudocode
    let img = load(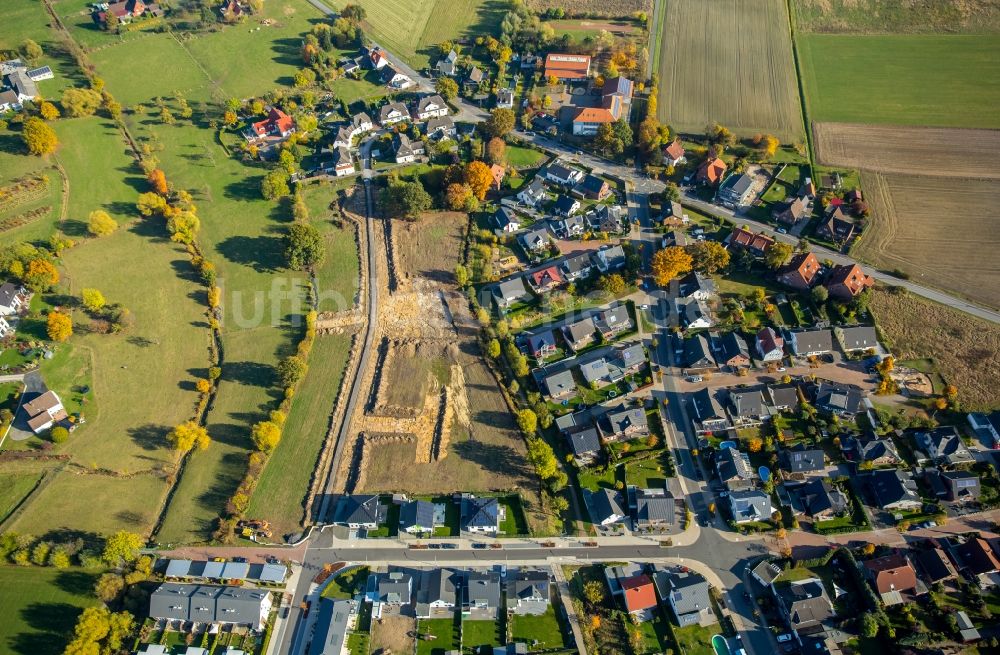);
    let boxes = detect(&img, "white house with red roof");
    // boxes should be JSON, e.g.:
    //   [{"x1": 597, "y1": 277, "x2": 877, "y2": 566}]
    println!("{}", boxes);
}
[
  {"x1": 755, "y1": 327, "x2": 785, "y2": 362},
  {"x1": 244, "y1": 107, "x2": 295, "y2": 145}
]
